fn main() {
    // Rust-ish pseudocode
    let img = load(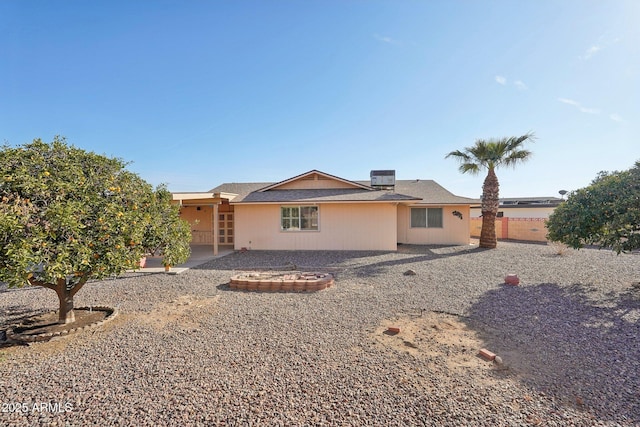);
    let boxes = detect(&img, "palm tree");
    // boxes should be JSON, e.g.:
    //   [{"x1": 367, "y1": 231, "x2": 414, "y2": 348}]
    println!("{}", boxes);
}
[{"x1": 446, "y1": 133, "x2": 535, "y2": 249}]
